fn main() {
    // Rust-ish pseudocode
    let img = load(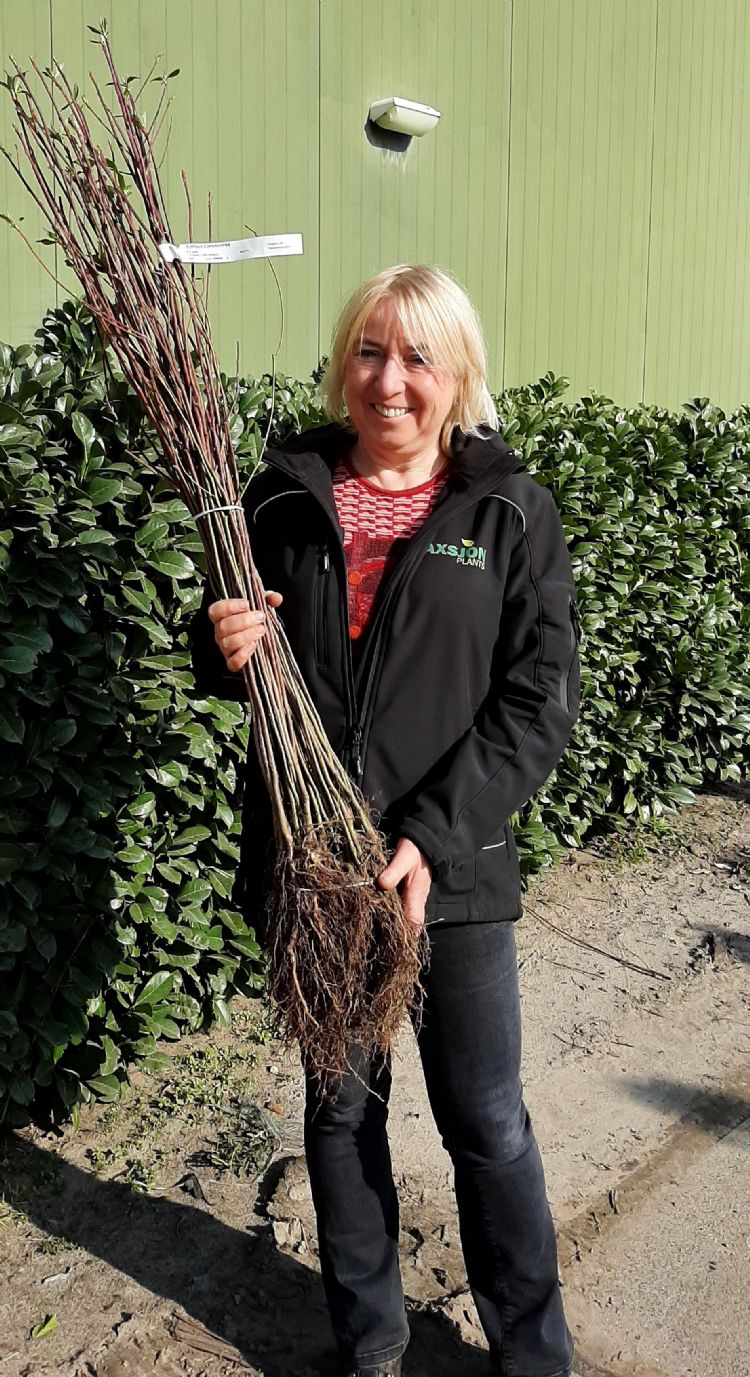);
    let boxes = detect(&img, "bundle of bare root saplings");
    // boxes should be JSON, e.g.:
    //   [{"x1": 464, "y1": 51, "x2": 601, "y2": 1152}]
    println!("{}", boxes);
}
[{"x1": 2, "y1": 31, "x2": 421, "y2": 1090}]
